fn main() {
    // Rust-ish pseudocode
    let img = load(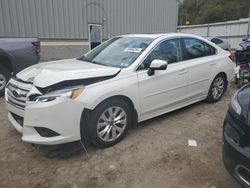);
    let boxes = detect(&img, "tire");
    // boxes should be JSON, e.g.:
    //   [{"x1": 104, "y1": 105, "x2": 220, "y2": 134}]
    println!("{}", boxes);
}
[
  {"x1": 0, "y1": 65, "x2": 11, "y2": 97},
  {"x1": 238, "y1": 79, "x2": 244, "y2": 88},
  {"x1": 234, "y1": 75, "x2": 238, "y2": 84},
  {"x1": 207, "y1": 74, "x2": 226, "y2": 103},
  {"x1": 88, "y1": 98, "x2": 132, "y2": 148}
]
